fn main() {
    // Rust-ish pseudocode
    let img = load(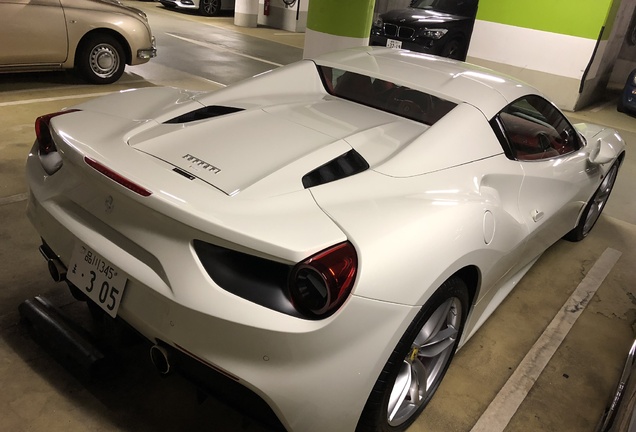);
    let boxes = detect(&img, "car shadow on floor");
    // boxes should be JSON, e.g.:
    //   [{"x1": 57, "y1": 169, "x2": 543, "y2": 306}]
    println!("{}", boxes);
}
[{"x1": 4, "y1": 291, "x2": 274, "y2": 432}]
